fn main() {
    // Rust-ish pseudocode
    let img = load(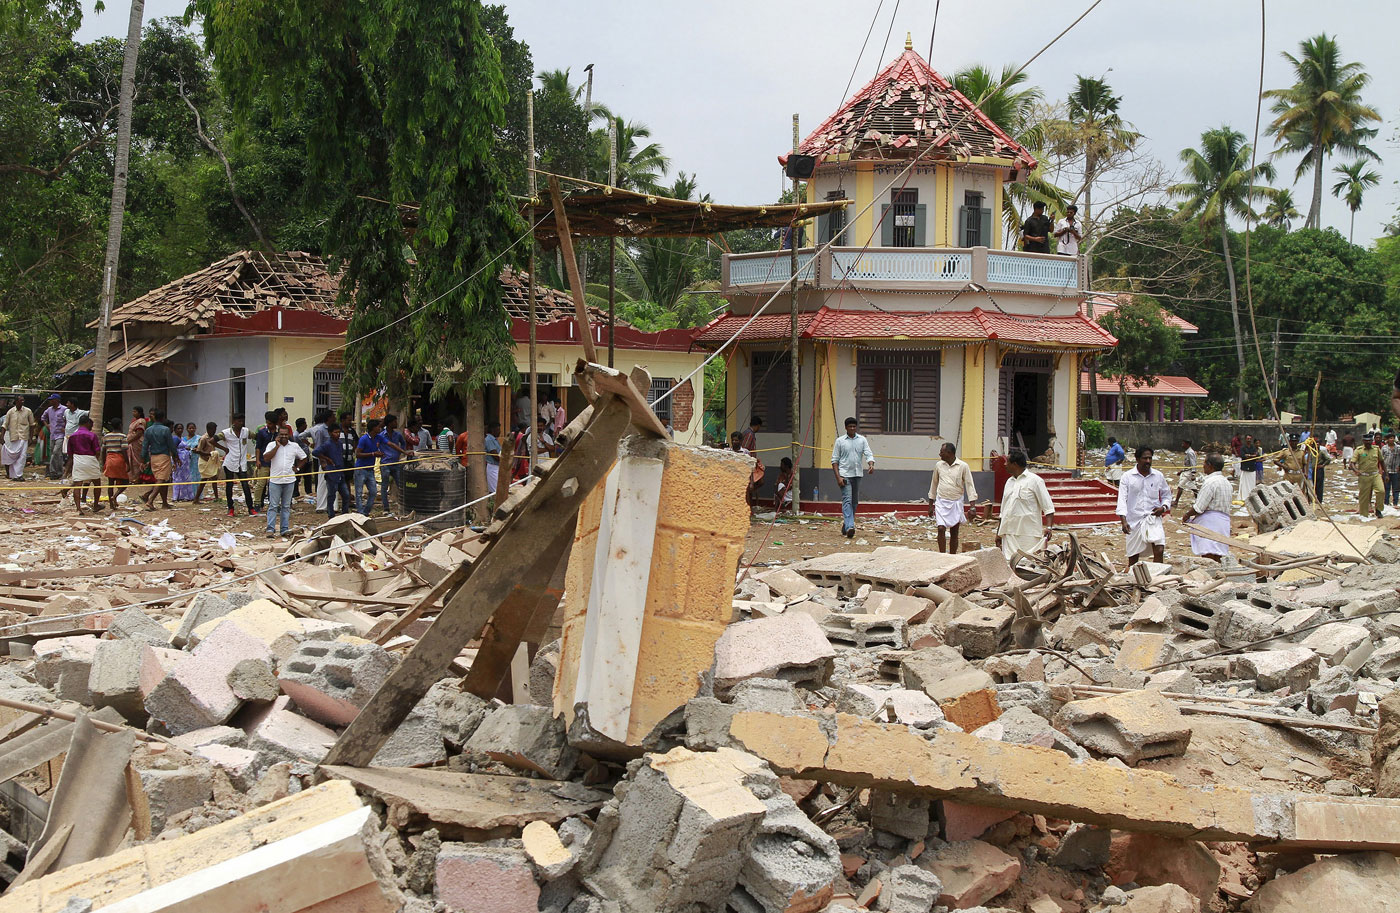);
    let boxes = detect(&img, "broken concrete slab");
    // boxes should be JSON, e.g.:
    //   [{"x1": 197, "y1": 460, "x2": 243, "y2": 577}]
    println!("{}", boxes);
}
[
  {"x1": 144, "y1": 621, "x2": 273, "y2": 735},
  {"x1": 862, "y1": 591, "x2": 936, "y2": 625},
  {"x1": 466, "y1": 704, "x2": 578, "y2": 780},
  {"x1": 189, "y1": 598, "x2": 301, "y2": 649},
  {"x1": 1300, "y1": 623, "x2": 1371, "y2": 665},
  {"x1": 1115, "y1": 632, "x2": 1174, "y2": 673},
  {"x1": 789, "y1": 547, "x2": 982, "y2": 596},
  {"x1": 32, "y1": 636, "x2": 100, "y2": 704},
  {"x1": 244, "y1": 695, "x2": 337, "y2": 764},
  {"x1": 1246, "y1": 851, "x2": 1400, "y2": 912},
  {"x1": 1104, "y1": 884, "x2": 1201, "y2": 913},
  {"x1": 1053, "y1": 690, "x2": 1191, "y2": 765},
  {"x1": 106, "y1": 607, "x2": 172, "y2": 646},
  {"x1": 758, "y1": 568, "x2": 819, "y2": 599},
  {"x1": 946, "y1": 606, "x2": 1014, "y2": 660},
  {"x1": 820, "y1": 613, "x2": 908, "y2": 650},
  {"x1": 738, "y1": 784, "x2": 841, "y2": 913},
  {"x1": 900, "y1": 646, "x2": 995, "y2": 705},
  {"x1": 1232, "y1": 648, "x2": 1321, "y2": 693},
  {"x1": 322, "y1": 765, "x2": 611, "y2": 839},
  {"x1": 920, "y1": 839, "x2": 1020, "y2": 908},
  {"x1": 712, "y1": 614, "x2": 837, "y2": 698}
]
